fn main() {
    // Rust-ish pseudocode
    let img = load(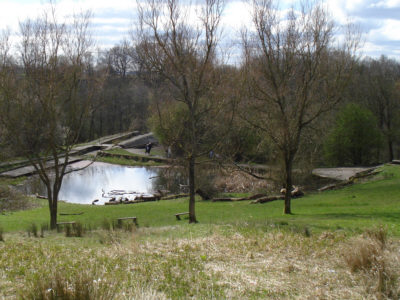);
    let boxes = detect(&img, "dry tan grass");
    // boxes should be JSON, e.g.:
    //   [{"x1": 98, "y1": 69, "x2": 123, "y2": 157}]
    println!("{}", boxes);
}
[
  {"x1": 214, "y1": 169, "x2": 273, "y2": 193},
  {"x1": 0, "y1": 226, "x2": 399, "y2": 299}
]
